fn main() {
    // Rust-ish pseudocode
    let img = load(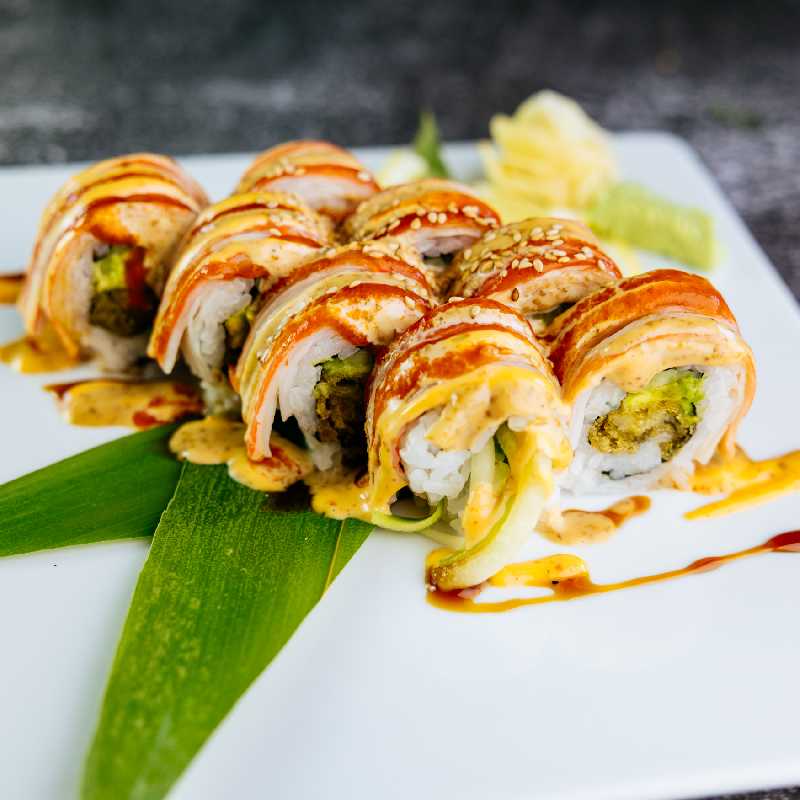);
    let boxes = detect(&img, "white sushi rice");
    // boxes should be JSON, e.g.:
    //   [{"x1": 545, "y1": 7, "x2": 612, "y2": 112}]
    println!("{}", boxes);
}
[
  {"x1": 562, "y1": 365, "x2": 743, "y2": 494},
  {"x1": 182, "y1": 278, "x2": 253, "y2": 384},
  {"x1": 275, "y1": 330, "x2": 358, "y2": 470},
  {"x1": 399, "y1": 409, "x2": 498, "y2": 505}
]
